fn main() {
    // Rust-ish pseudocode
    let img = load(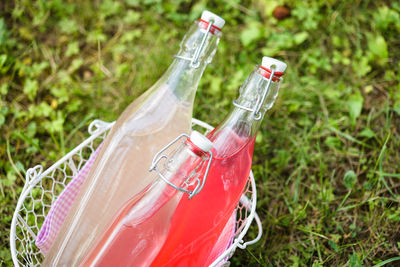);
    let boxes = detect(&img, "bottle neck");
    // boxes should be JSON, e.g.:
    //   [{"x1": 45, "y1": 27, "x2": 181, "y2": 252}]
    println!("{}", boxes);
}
[
  {"x1": 160, "y1": 21, "x2": 221, "y2": 103},
  {"x1": 166, "y1": 140, "x2": 209, "y2": 179},
  {"x1": 216, "y1": 66, "x2": 283, "y2": 139},
  {"x1": 124, "y1": 139, "x2": 209, "y2": 224},
  {"x1": 155, "y1": 139, "x2": 209, "y2": 197}
]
